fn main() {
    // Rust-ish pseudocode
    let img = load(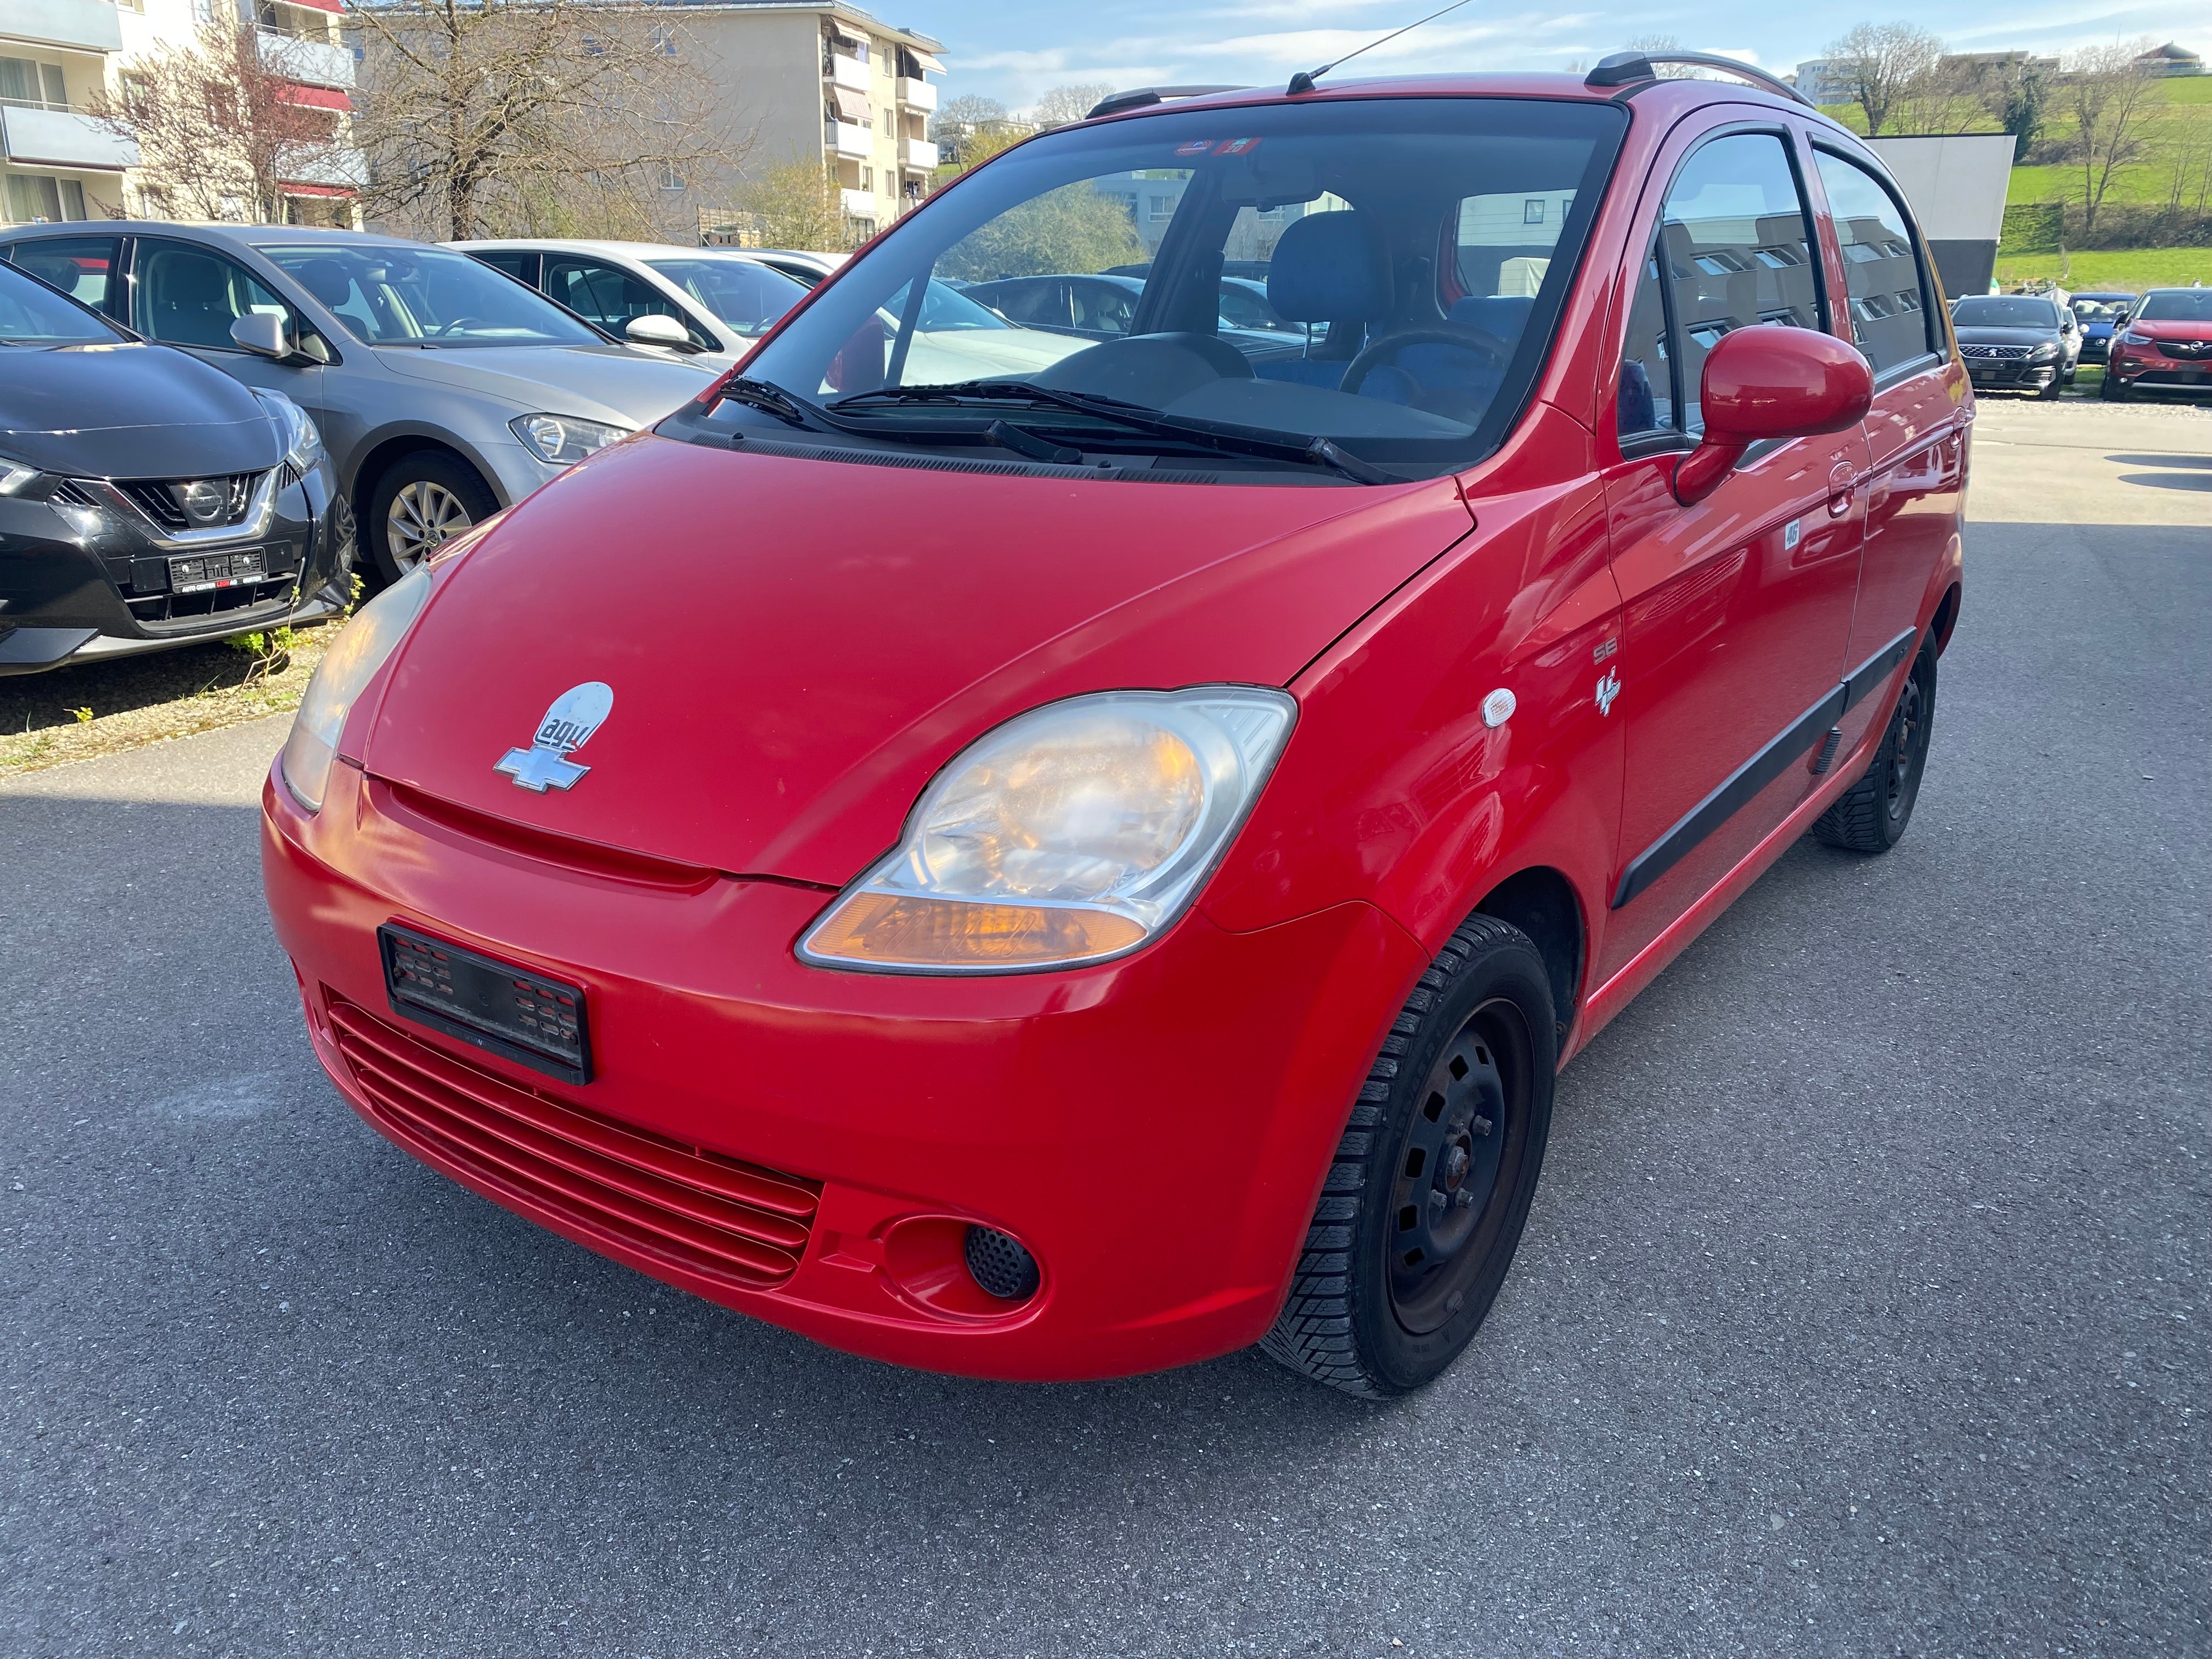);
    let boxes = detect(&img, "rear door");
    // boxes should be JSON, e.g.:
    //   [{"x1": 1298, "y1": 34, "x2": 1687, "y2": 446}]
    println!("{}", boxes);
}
[
  {"x1": 1595, "y1": 122, "x2": 1871, "y2": 984},
  {"x1": 1803, "y1": 143, "x2": 1965, "y2": 685},
  {"x1": 2, "y1": 234, "x2": 125, "y2": 322}
]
